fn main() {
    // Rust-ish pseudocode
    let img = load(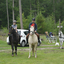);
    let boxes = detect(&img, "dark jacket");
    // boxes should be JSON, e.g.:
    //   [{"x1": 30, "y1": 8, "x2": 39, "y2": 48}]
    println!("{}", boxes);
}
[
  {"x1": 49, "y1": 32, "x2": 53, "y2": 37},
  {"x1": 29, "y1": 22, "x2": 37, "y2": 31}
]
